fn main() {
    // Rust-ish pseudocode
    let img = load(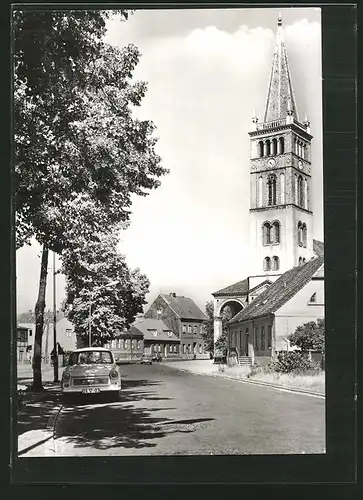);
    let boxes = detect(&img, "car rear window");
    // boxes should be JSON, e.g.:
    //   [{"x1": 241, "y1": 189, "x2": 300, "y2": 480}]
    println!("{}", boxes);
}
[{"x1": 68, "y1": 351, "x2": 113, "y2": 365}]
